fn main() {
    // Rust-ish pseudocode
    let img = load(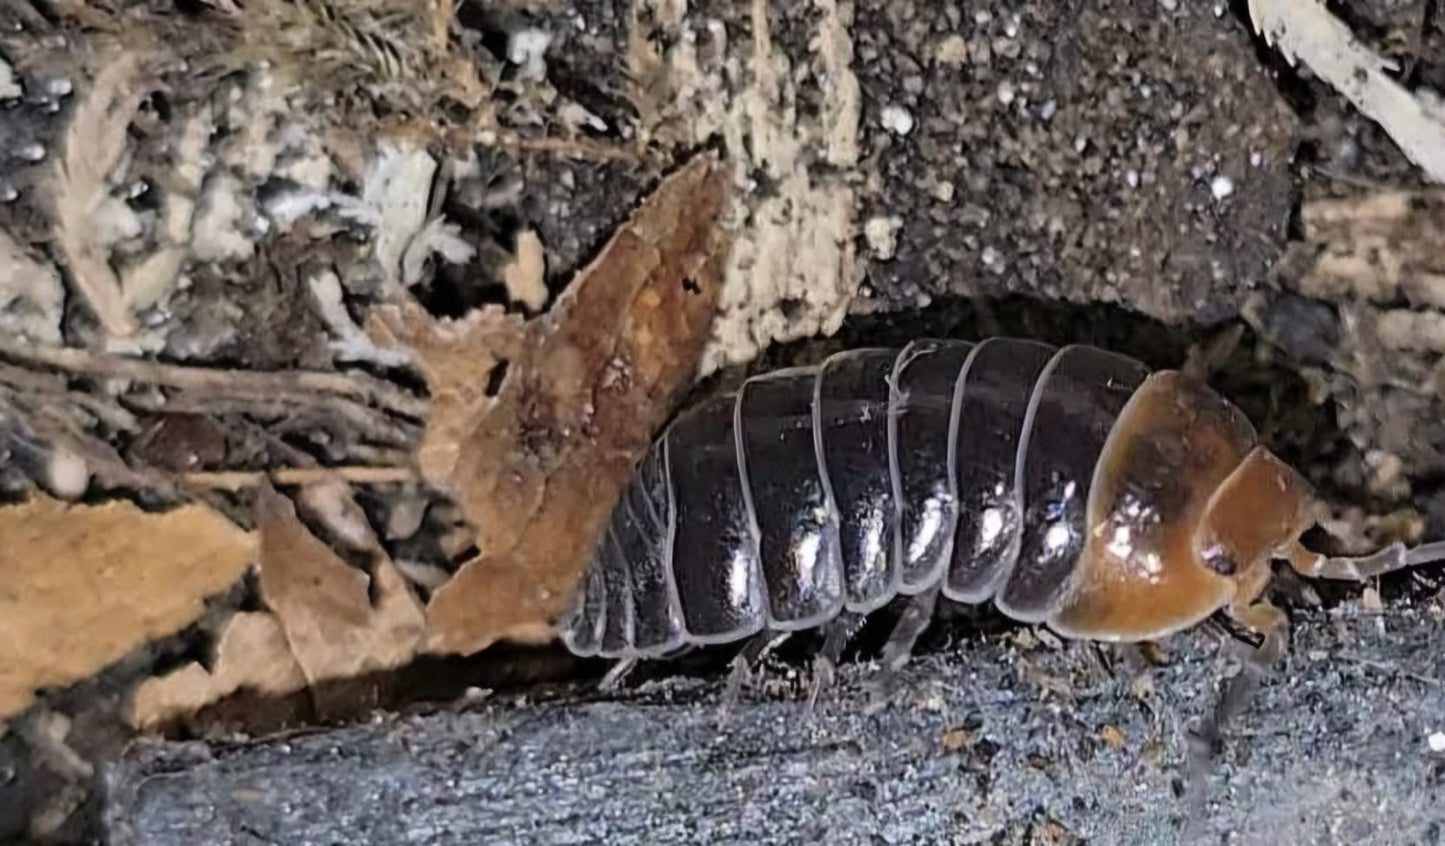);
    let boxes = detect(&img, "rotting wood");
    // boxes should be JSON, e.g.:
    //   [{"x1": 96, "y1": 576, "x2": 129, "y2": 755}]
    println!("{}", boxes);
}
[{"x1": 181, "y1": 466, "x2": 416, "y2": 490}]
